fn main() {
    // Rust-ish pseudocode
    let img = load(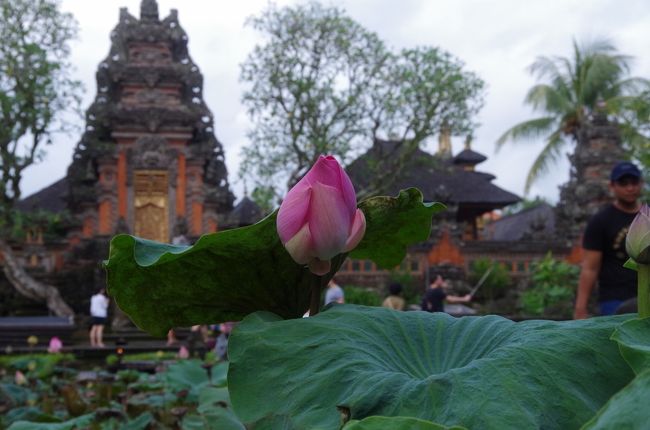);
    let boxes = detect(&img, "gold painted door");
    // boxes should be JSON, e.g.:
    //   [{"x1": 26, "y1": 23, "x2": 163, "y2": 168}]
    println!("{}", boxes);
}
[{"x1": 134, "y1": 170, "x2": 169, "y2": 242}]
